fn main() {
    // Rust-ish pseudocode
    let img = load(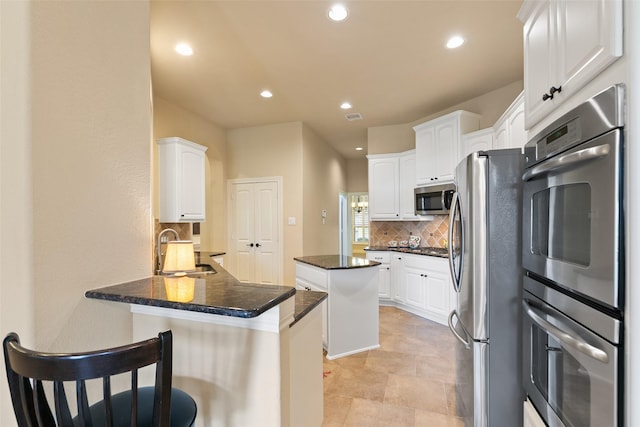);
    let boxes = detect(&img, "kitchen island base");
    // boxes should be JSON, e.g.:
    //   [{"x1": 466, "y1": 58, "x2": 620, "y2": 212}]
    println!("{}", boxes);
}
[{"x1": 294, "y1": 256, "x2": 380, "y2": 360}]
